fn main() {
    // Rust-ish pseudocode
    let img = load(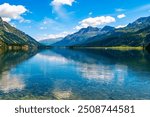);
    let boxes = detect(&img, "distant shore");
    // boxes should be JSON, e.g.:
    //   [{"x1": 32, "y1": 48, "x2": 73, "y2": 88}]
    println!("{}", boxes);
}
[{"x1": 67, "y1": 46, "x2": 144, "y2": 51}]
